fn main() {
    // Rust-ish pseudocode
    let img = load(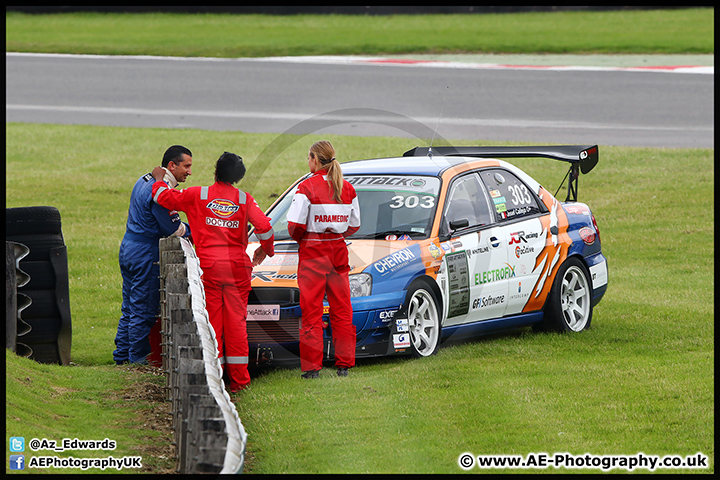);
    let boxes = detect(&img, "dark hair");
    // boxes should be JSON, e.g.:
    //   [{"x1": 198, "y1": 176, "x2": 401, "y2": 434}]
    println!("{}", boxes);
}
[
  {"x1": 162, "y1": 145, "x2": 192, "y2": 168},
  {"x1": 215, "y1": 152, "x2": 246, "y2": 184}
]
